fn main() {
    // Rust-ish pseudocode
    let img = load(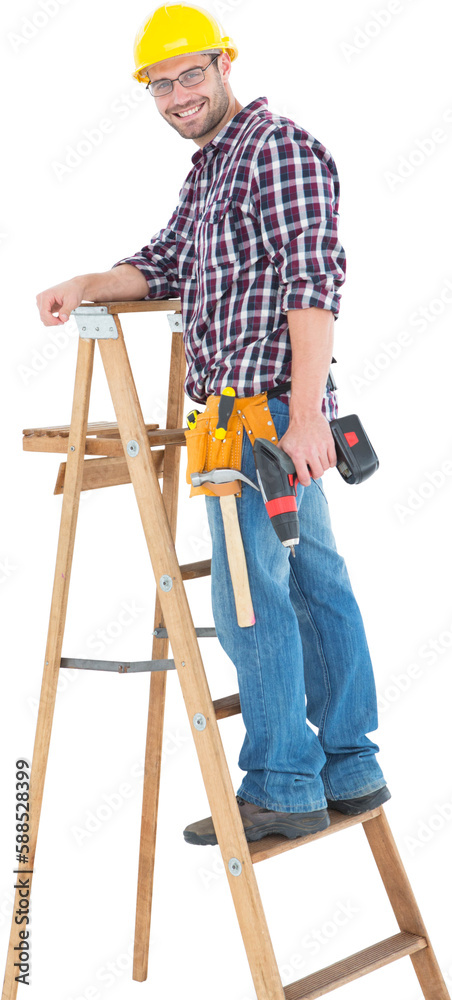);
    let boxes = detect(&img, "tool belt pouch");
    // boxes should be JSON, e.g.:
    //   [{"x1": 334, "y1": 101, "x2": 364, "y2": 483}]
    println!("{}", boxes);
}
[{"x1": 184, "y1": 392, "x2": 279, "y2": 498}]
